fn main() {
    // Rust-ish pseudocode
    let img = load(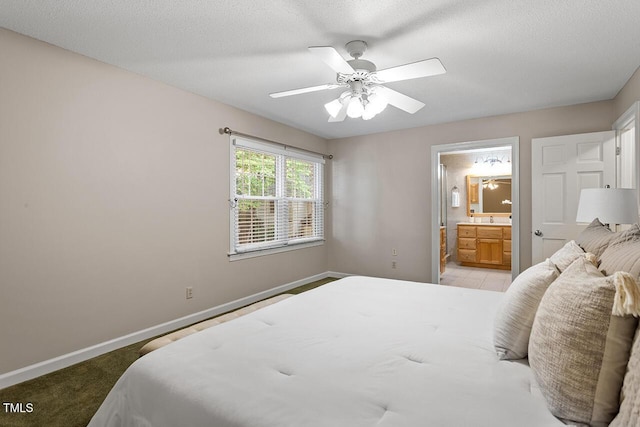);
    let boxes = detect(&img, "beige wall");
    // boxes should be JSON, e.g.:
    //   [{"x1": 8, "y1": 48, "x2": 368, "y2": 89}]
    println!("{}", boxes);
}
[
  {"x1": 1, "y1": 26, "x2": 638, "y2": 378},
  {"x1": 326, "y1": 65, "x2": 639, "y2": 282},
  {"x1": 0, "y1": 29, "x2": 329, "y2": 375},
  {"x1": 327, "y1": 101, "x2": 615, "y2": 281}
]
